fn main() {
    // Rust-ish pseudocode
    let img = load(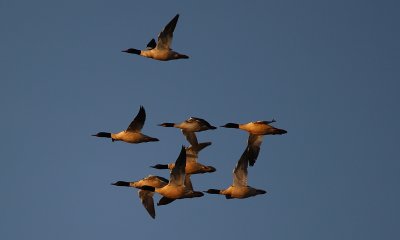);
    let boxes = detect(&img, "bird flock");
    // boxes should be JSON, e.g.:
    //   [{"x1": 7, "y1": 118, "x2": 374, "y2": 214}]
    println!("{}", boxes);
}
[{"x1": 92, "y1": 14, "x2": 287, "y2": 219}]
